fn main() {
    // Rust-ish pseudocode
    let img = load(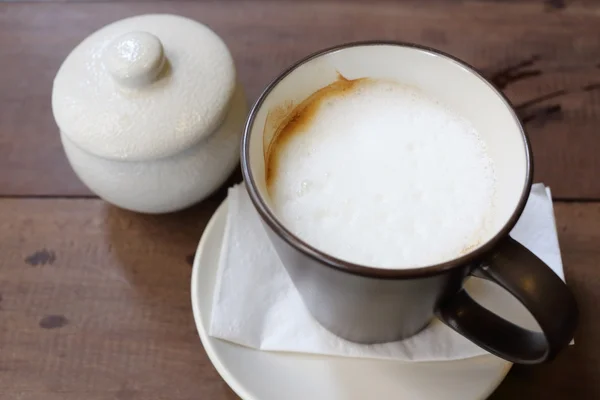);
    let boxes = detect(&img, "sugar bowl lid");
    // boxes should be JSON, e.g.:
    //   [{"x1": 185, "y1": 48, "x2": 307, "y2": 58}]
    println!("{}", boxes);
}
[{"x1": 52, "y1": 14, "x2": 236, "y2": 161}]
